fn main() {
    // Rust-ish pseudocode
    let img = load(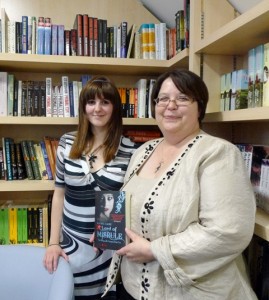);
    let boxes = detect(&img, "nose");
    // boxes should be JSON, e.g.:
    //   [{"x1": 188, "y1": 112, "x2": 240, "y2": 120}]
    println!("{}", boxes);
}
[
  {"x1": 94, "y1": 102, "x2": 102, "y2": 110},
  {"x1": 166, "y1": 99, "x2": 177, "y2": 109}
]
